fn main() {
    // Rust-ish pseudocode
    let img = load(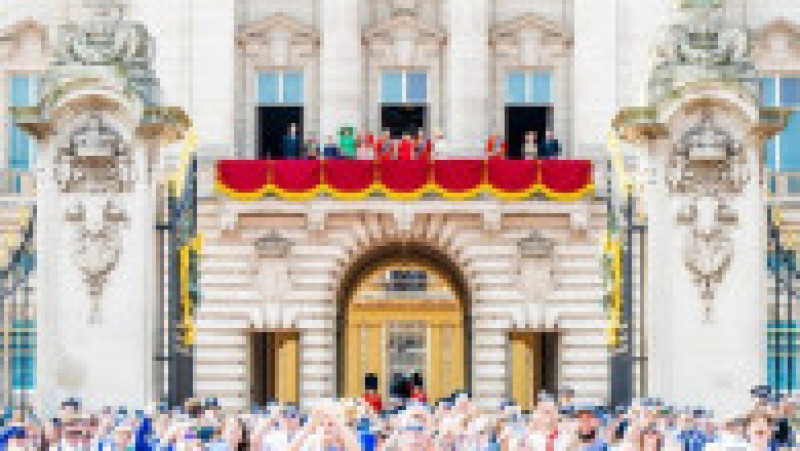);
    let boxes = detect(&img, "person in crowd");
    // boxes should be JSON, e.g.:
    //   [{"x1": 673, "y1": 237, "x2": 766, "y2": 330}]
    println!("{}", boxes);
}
[
  {"x1": 376, "y1": 130, "x2": 391, "y2": 162},
  {"x1": 304, "y1": 132, "x2": 319, "y2": 160},
  {"x1": 339, "y1": 126, "x2": 357, "y2": 160},
  {"x1": 523, "y1": 131, "x2": 539, "y2": 160},
  {"x1": 540, "y1": 129, "x2": 562, "y2": 160},
  {"x1": 674, "y1": 409, "x2": 709, "y2": 451},
  {"x1": 432, "y1": 128, "x2": 449, "y2": 160},
  {"x1": 357, "y1": 131, "x2": 374, "y2": 160},
  {"x1": 282, "y1": 123, "x2": 301, "y2": 160},
  {"x1": 410, "y1": 373, "x2": 428, "y2": 405},
  {"x1": 322, "y1": 135, "x2": 338, "y2": 160},
  {"x1": 416, "y1": 129, "x2": 431, "y2": 161},
  {"x1": 362, "y1": 373, "x2": 383, "y2": 414},
  {"x1": 398, "y1": 132, "x2": 414, "y2": 161}
]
